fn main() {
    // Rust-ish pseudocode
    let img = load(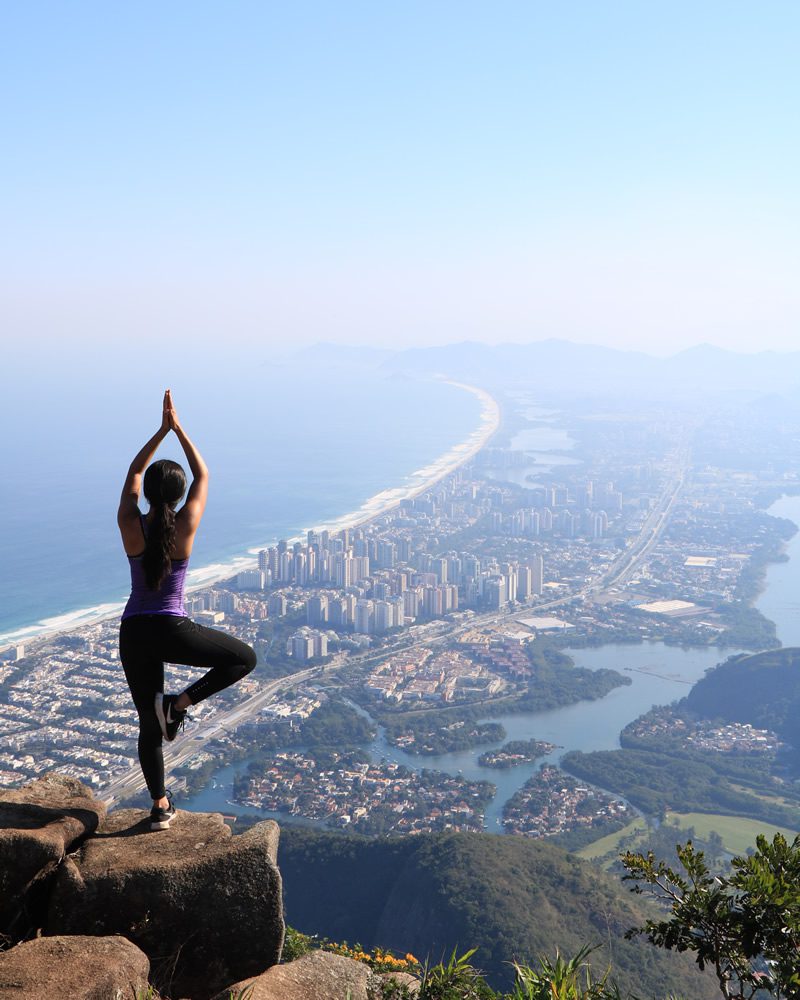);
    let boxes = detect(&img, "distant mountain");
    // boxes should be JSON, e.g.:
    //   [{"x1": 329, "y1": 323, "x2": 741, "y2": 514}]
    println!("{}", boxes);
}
[
  {"x1": 292, "y1": 339, "x2": 800, "y2": 401},
  {"x1": 278, "y1": 827, "x2": 717, "y2": 996}
]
